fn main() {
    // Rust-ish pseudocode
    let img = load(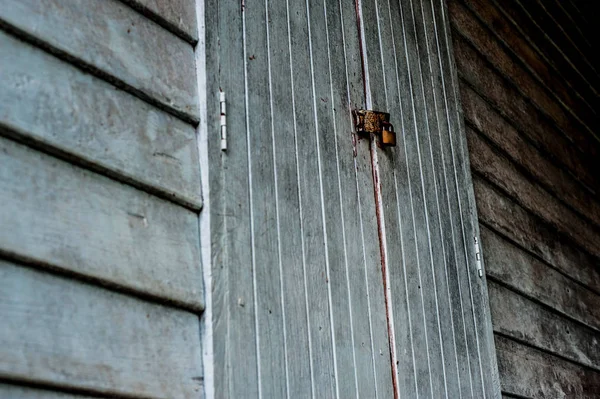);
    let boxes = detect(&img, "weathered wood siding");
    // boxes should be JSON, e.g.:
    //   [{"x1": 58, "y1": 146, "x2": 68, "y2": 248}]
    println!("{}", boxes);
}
[
  {"x1": 205, "y1": 0, "x2": 499, "y2": 397},
  {"x1": 0, "y1": 1, "x2": 203, "y2": 397},
  {"x1": 358, "y1": 0, "x2": 500, "y2": 396},
  {"x1": 448, "y1": 0, "x2": 600, "y2": 397}
]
